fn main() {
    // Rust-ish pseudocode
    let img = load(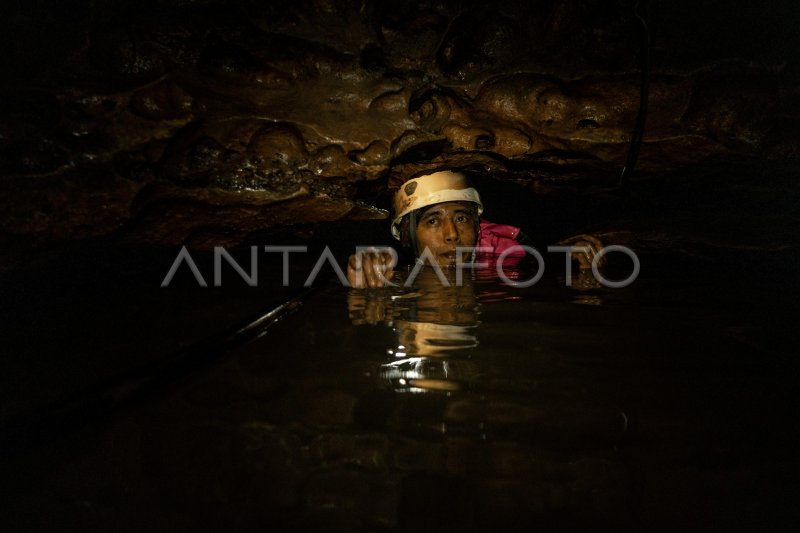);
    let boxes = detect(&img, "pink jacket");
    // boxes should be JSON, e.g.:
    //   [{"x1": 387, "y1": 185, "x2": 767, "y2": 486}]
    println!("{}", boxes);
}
[{"x1": 477, "y1": 220, "x2": 526, "y2": 257}]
